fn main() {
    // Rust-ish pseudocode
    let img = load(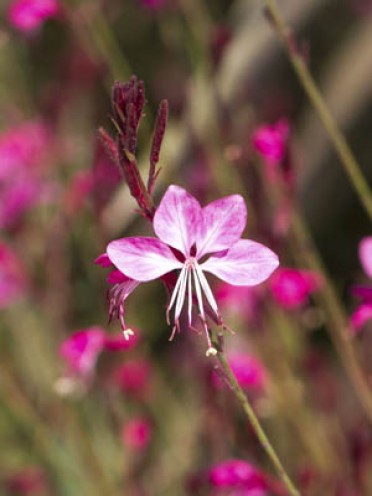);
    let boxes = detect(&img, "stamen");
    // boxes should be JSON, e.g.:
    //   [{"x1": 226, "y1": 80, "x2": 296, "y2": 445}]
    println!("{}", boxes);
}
[
  {"x1": 192, "y1": 266, "x2": 205, "y2": 321},
  {"x1": 166, "y1": 265, "x2": 186, "y2": 324},
  {"x1": 194, "y1": 262, "x2": 219, "y2": 316},
  {"x1": 187, "y1": 269, "x2": 193, "y2": 327},
  {"x1": 174, "y1": 265, "x2": 188, "y2": 321}
]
